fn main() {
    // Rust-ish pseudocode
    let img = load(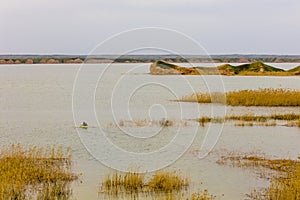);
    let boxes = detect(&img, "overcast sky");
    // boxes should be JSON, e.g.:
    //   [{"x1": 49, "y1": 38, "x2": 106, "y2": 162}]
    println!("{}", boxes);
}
[{"x1": 1, "y1": 0, "x2": 299, "y2": 55}]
